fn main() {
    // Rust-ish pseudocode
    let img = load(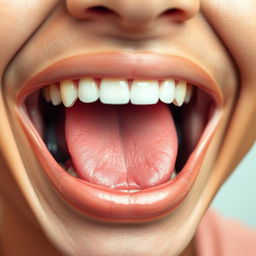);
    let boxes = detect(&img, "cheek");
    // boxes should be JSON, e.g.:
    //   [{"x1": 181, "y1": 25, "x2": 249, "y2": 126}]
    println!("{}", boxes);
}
[
  {"x1": 201, "y1": 0, "x2": 256, "y2": 174},
  {"x1": 201, "y1": 0, "x2": 256, "y2": 76}
]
